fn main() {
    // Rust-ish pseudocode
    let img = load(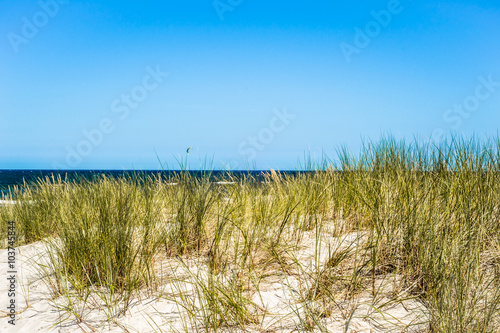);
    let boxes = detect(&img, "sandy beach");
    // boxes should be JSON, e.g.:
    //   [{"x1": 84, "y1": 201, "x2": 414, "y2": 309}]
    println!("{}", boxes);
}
[{"x1": 1, "y1": 227, "x2": 427, "y2": 332}]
